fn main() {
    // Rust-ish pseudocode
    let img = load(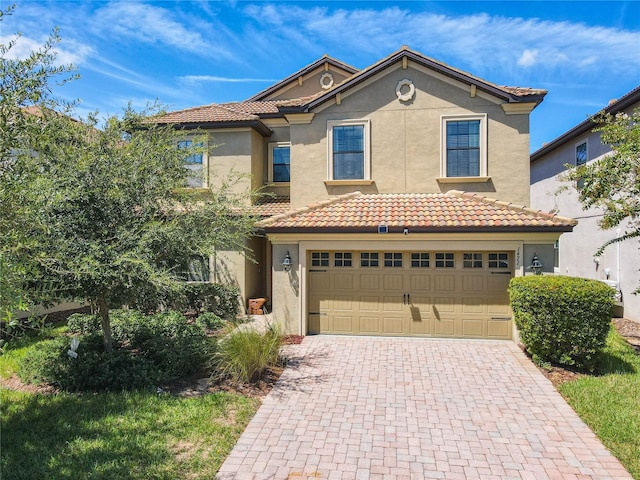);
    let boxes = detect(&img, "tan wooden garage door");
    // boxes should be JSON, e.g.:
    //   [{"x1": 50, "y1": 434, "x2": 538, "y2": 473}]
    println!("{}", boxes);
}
[{"x1": 308, "y1": 250, "x2": 513, "y2": 339}]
